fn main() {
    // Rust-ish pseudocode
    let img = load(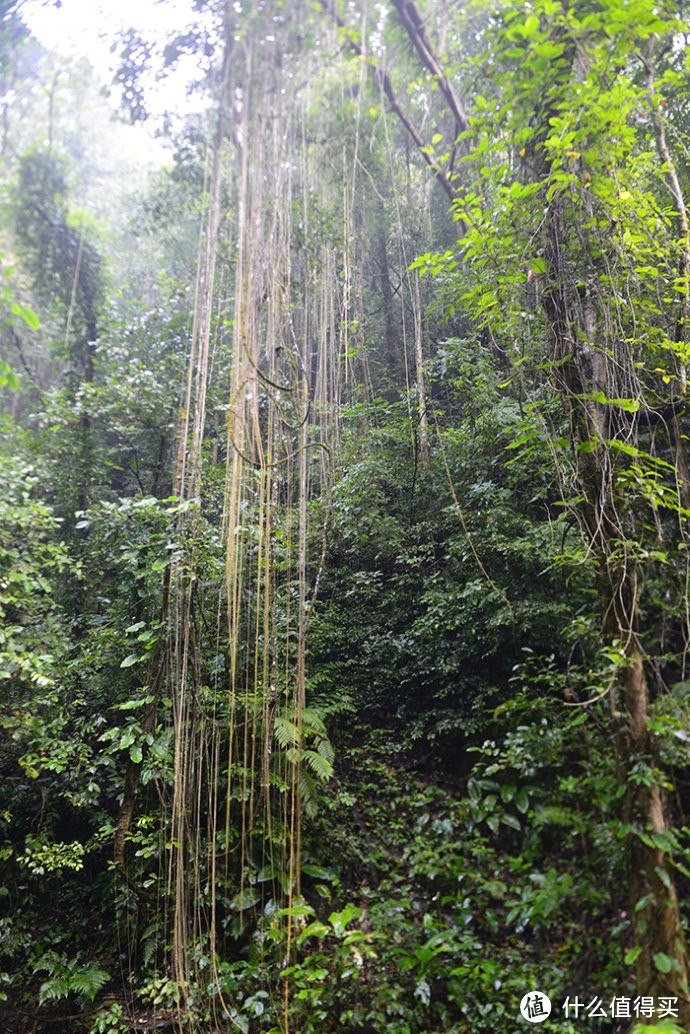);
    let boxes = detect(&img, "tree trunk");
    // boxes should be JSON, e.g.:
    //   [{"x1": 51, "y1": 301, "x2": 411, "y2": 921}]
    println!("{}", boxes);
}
[
  {"x1": 594, "y1": 567, "x2": 690, "y2": 1016},
  {"x1": 621, "y1": 655, "x2": 689, "y2": 1013},
  {"x1": 376, "y1": 210, "x2": 398, "y2": 383},
  {"x1": 412, "y1": 268, "x2": 429, "y2": 467}
]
